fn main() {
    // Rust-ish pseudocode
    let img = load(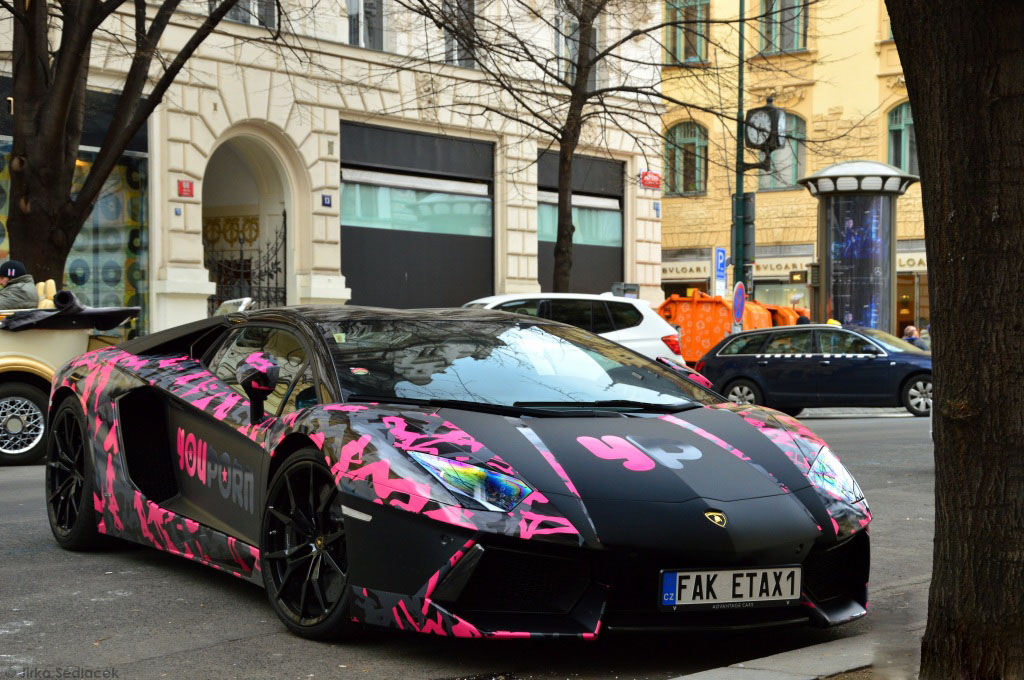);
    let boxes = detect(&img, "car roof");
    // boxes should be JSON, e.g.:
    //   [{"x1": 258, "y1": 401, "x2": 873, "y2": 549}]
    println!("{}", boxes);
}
[
  {"x1": 724, "y1": 324, "x2": 858, "y2": 338},
  {"x1": 466, "y1": 293, "x2": 652, "y2": 306},
  {"x1": 249, "y1": 304, "x2": 542, "y2": 325}
]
